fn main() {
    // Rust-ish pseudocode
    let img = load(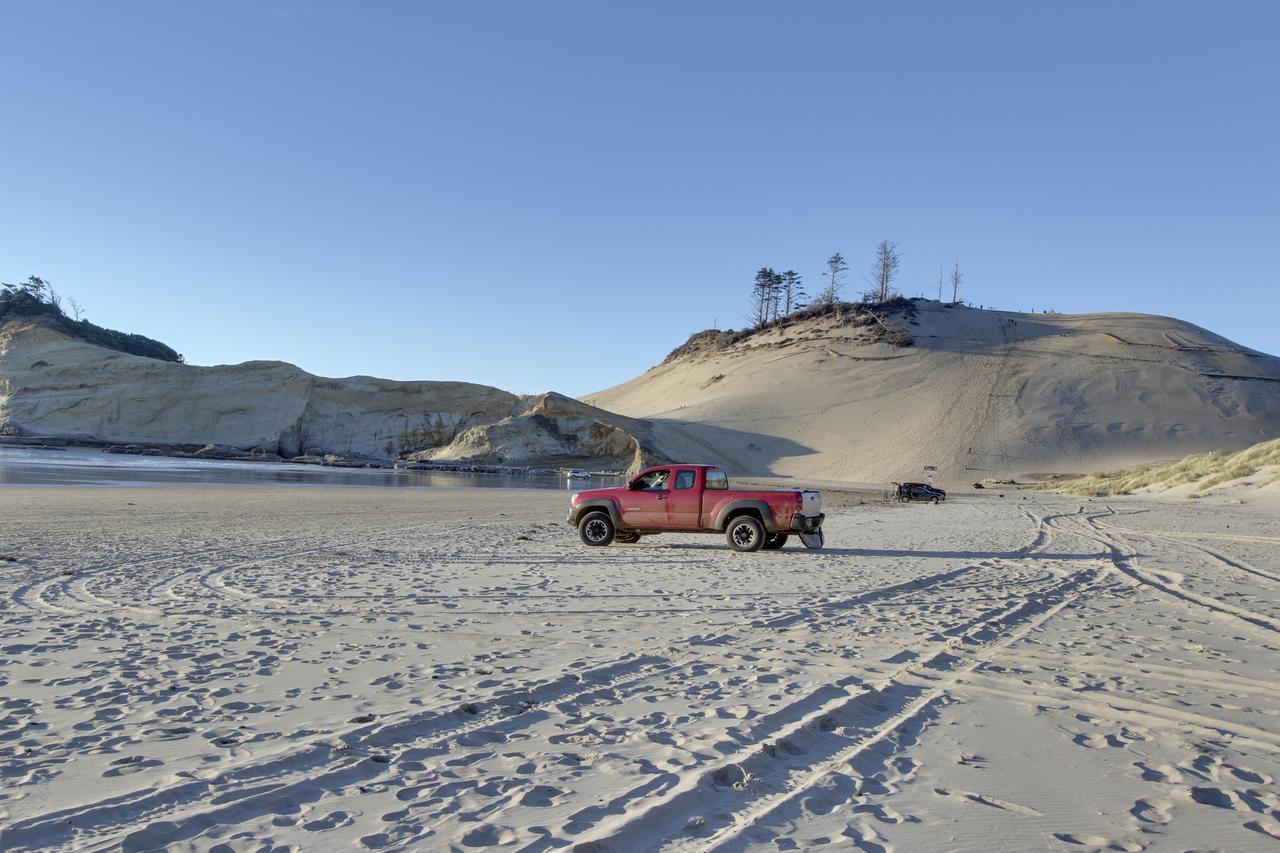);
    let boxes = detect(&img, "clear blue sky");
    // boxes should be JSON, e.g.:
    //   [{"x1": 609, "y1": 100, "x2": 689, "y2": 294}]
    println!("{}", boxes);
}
[{"x1": 3, "y1": 2, "x2": 1277, "y2": 395}]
